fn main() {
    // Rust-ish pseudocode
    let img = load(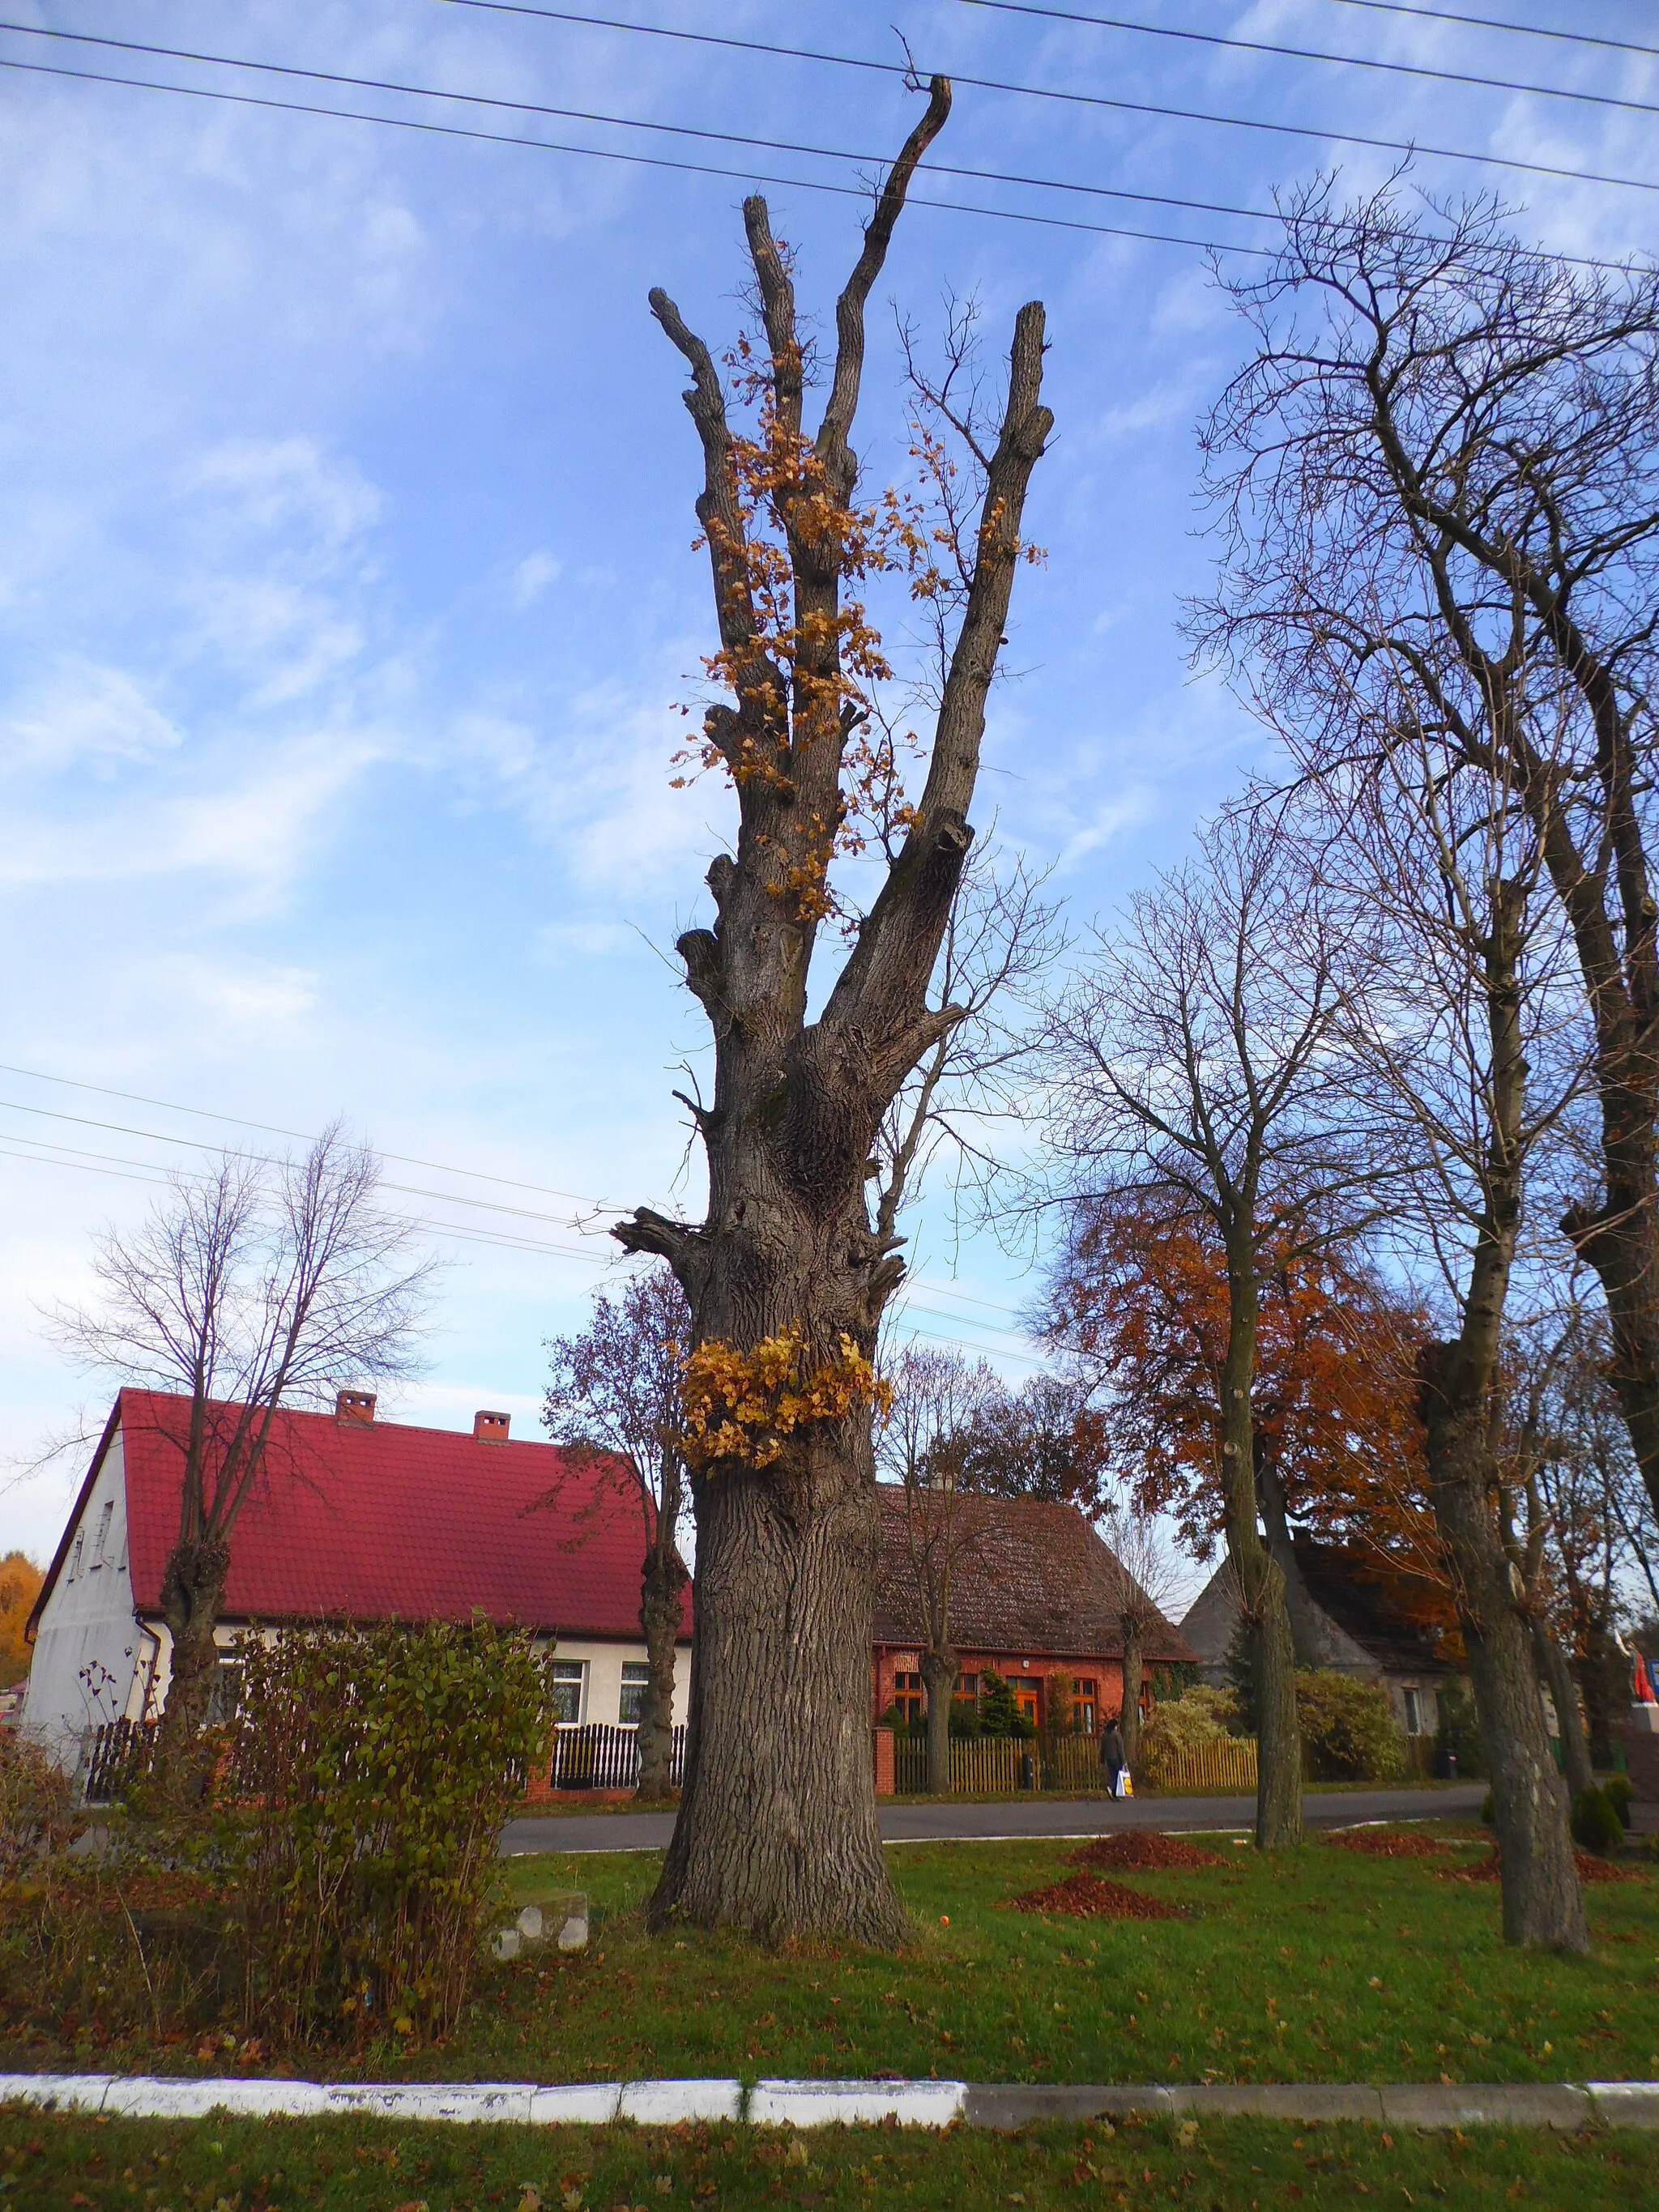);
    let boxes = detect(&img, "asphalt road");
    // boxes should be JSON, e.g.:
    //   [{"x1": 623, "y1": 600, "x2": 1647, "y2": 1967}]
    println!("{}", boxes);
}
[{"x1": 500, "y1": 1783, "x2": 1485, "y2": 1856}]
